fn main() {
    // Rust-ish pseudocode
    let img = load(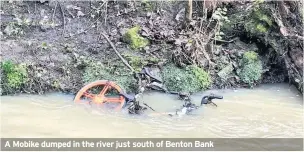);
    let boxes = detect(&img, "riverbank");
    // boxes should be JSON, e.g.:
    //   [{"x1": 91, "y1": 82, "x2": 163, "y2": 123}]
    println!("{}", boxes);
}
[{"x1": 1, "y1": 1, "x2": 303, "y2": 95}]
